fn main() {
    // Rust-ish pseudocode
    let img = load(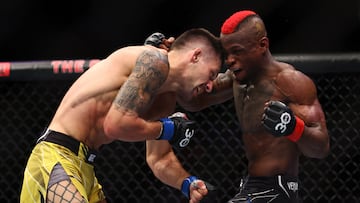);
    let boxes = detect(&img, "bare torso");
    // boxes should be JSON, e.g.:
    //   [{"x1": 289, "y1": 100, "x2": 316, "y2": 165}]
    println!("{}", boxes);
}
[
  {"x1": 48, "y1": 46, "x2": 176, "y2": 150},
  {"x1": 233, "y1": 63, "x2": 301, "y2": 177}
]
